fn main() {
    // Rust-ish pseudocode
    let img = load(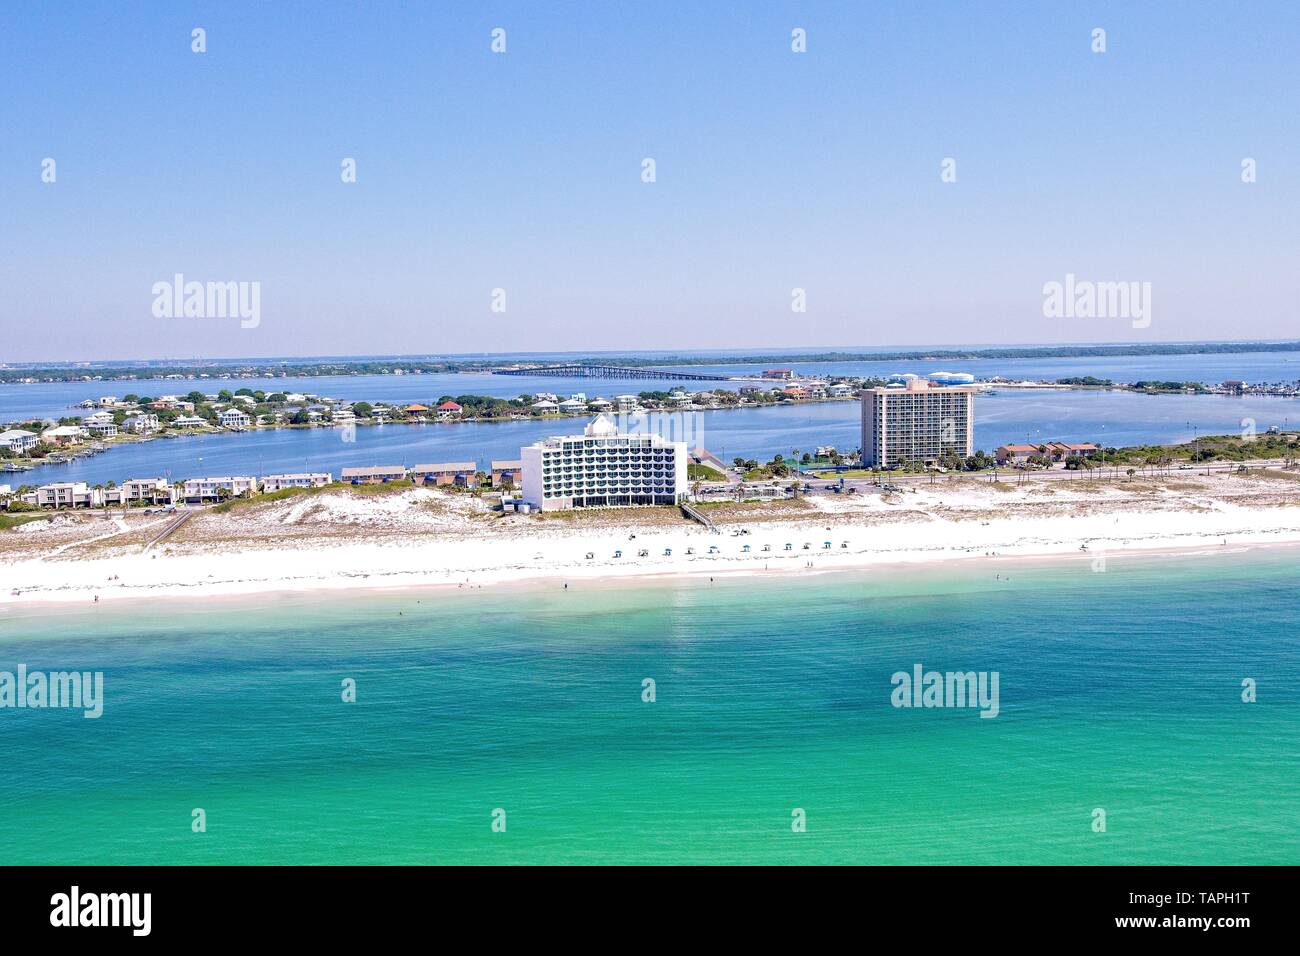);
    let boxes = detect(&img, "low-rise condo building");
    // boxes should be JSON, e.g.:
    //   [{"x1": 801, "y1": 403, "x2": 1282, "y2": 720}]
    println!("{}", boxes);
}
[
  {"x1": 410, "y1": 462, "x2": 478, "y2": 487},
  {"x1": 261, "y1": 473, "x2": 332, "y2": 492},
  {"x1": 341, "y1": 466, "x2": 407, "y2": 484},
  {"x1": 860, "y1": 378, "x2": 976, "y2": 469},
  {"x1": 491, "y1": 459, "x2": 523, "y2": 488},
  {"x1": 21, "y1": 482, "x2": 102, "y2": 509},
  {"x1": 520, "y1": 414, "x2": 688, "y2": 512},
  {"x1": 995, "y1": 444, "x2": 1040, "y2": 466},
  {"x1": 103, "y1": 478, "x2": 174, "y2": 506},
  {"x1": 182, "y1": 476, "x2": 258, "y2": 502},
  {"x1": 1044, "y1": 441, "x2": 1101, "y2": 461}
]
